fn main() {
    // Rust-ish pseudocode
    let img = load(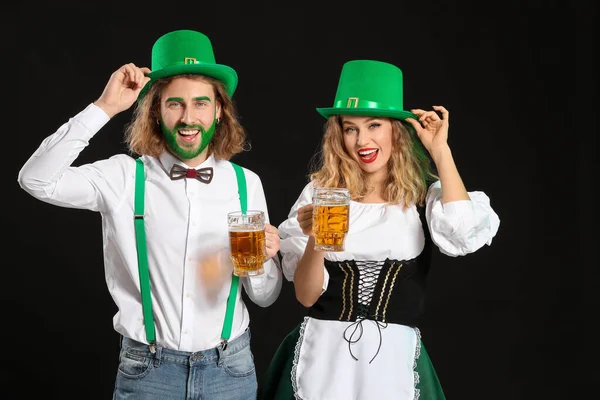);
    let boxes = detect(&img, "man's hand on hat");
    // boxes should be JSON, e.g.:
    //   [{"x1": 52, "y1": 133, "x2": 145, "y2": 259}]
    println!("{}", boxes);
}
[
  {"x1": 405, "y1": 105, "x2": 450, "y2": 161},
  {"x1": 94, "y1": 63, "x2": 151, "y2": 119}
]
